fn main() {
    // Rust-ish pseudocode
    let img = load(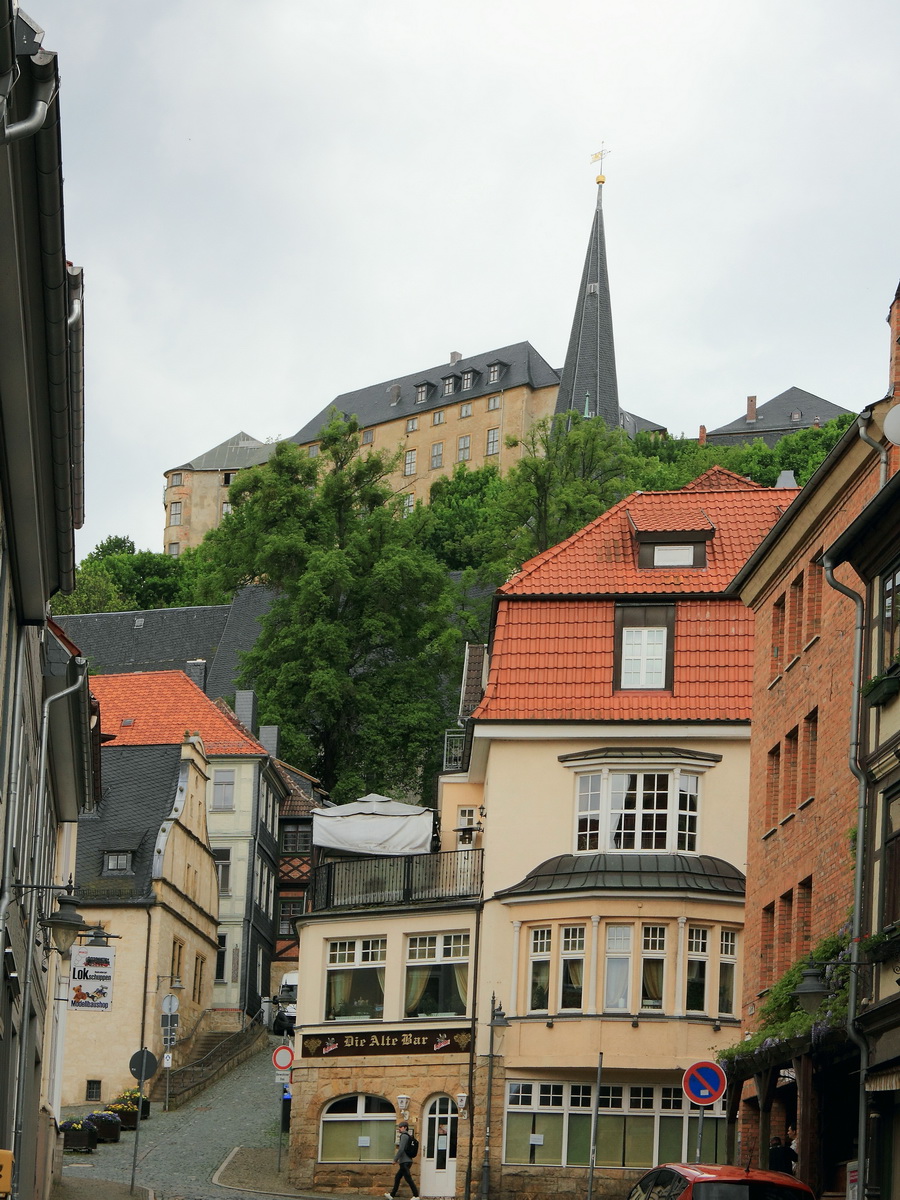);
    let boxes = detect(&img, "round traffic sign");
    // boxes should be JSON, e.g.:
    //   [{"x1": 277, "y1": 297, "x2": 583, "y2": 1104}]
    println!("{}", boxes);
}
[
  {"x1": 161, "y1": 992, "x2": 180, "y2": 1014},
  {"x1": 129, "y1": 1048, "x2": 160, "y2": 1081},
  {"x1": 272, "y1": 1044, "x2": 294, "y2": 1071},
  {"x1": 682, "y1": 1060, "x2": 726, "y2": 1106}
]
